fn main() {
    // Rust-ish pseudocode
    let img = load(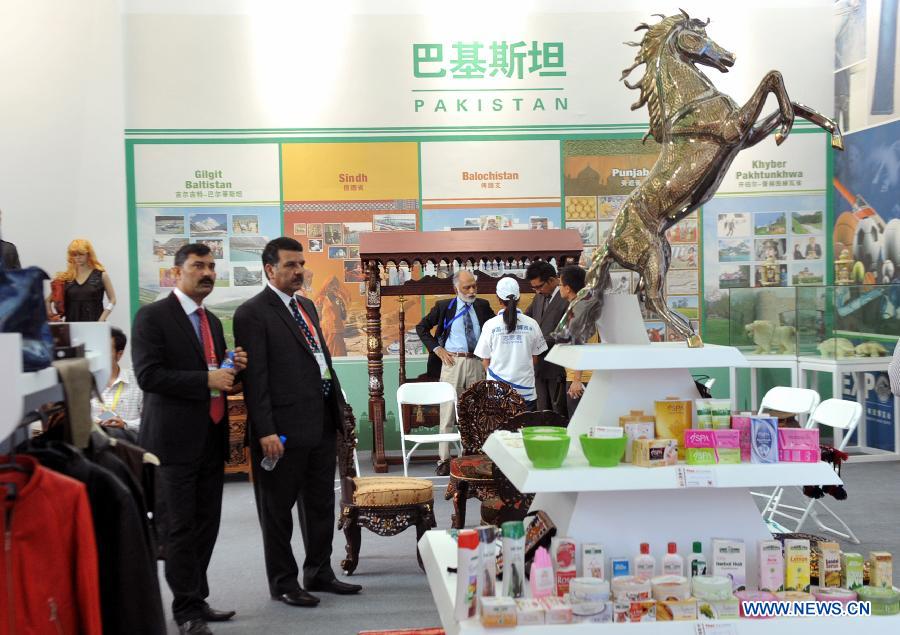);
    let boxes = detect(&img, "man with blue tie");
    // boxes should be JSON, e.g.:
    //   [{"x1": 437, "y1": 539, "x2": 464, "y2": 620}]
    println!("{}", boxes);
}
[
  {"x1": 234, "y1": 237, "x2": 361, "y2": 608},
  {"x1": 416, "y1": 270, "x2": 494, "y2": 475}
]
